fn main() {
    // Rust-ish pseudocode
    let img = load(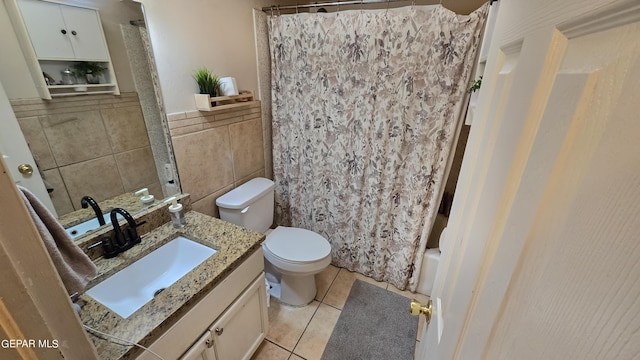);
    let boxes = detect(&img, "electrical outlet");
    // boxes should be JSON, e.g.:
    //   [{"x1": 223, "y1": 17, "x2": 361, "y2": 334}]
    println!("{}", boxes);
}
[{"x1": 164, "y1": 163, "x2": 173, "y2": 182}]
